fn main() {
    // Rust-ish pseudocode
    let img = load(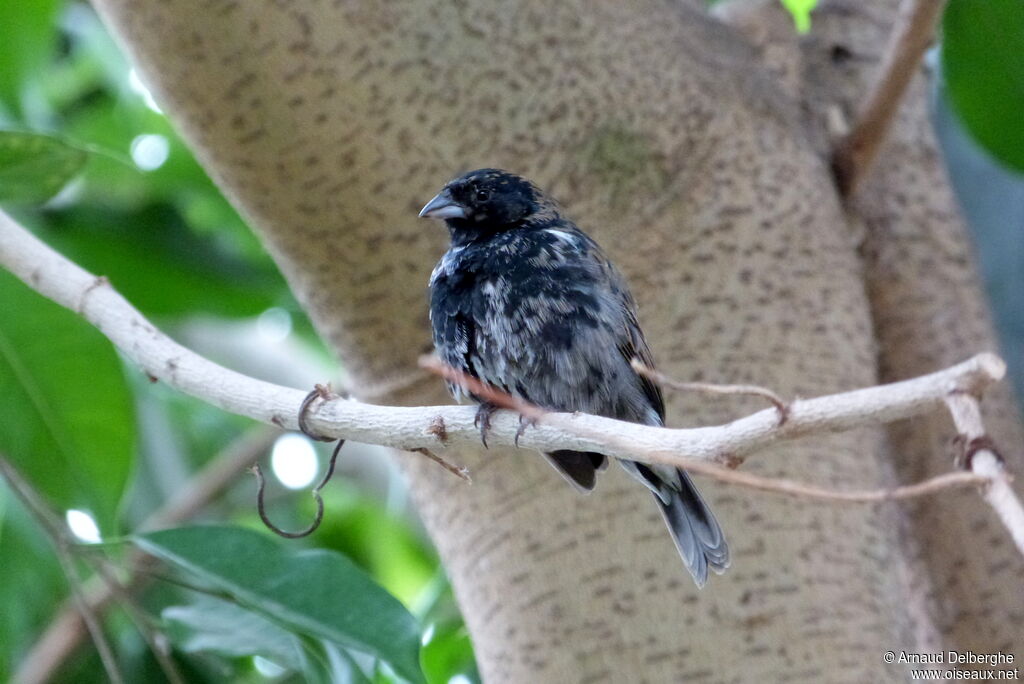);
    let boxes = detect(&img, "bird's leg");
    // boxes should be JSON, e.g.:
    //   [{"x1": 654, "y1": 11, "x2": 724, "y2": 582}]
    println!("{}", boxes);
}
[
  {"x1": 514, "y1": 414, "x2": 538, "y2": 447},
  {"x1": 474, "y1": 402, "x2": 498, "y2": 448}
]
